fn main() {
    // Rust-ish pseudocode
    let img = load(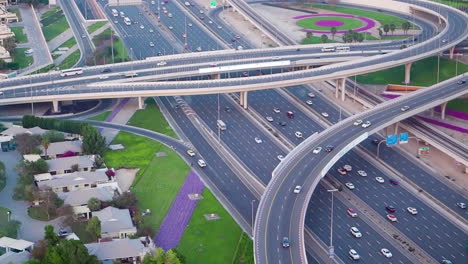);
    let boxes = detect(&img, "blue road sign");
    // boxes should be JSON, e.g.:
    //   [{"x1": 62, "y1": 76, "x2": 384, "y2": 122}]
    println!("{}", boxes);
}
[
  {"x1": 386, "y1": 134, "x2": 398, "y2": 146},
  {"x1": 399, "y1": 132, "x2": 409, "y2": 144}
]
